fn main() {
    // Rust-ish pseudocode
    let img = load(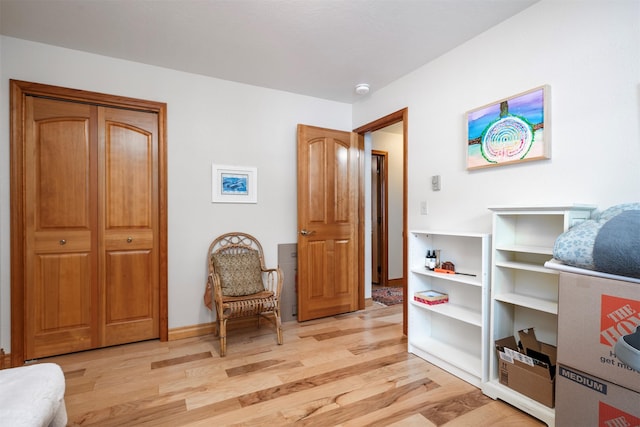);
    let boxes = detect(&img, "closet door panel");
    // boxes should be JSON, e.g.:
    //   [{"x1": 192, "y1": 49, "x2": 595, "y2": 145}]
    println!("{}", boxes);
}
[
  {"x1": 100, "y1": 107, "x2": 159, "y2": 346},
  {"x1": 28, "y1": 253, "x2": 93, "y2": 358},
  {"x1": 103, "y1": 250, "x2": 155, "y2": 346},
  {"x1": 25, "y1": 97, "x2": 98, "y2": 359},
  {"x1": 105, "y1": 122, "x2": 153, "y2": 228},
  {"x1": 35, "y1": 119, "x2": 91, "y2": 228}
]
